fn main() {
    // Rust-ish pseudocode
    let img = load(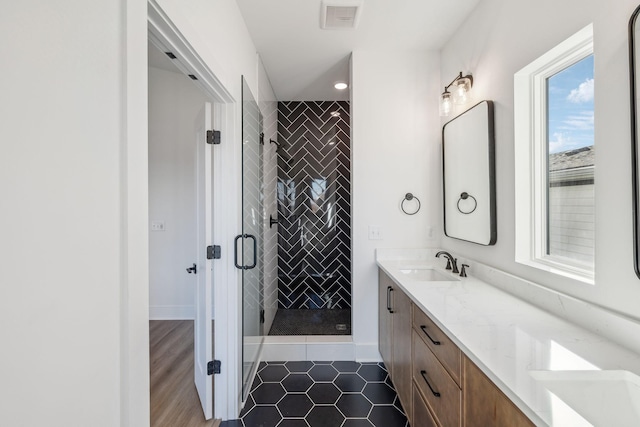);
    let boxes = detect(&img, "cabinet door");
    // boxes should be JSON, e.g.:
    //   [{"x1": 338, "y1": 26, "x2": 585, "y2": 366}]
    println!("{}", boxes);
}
[
  {"x1": 463, "y1": 356, "x2": 534, "y2": 427},
  {"x1": 392, "y1": 287, "x2": 412, "y2": 420},
  {"x1": 378, "y1": 271, "x2": 393, "y2": 375}
]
